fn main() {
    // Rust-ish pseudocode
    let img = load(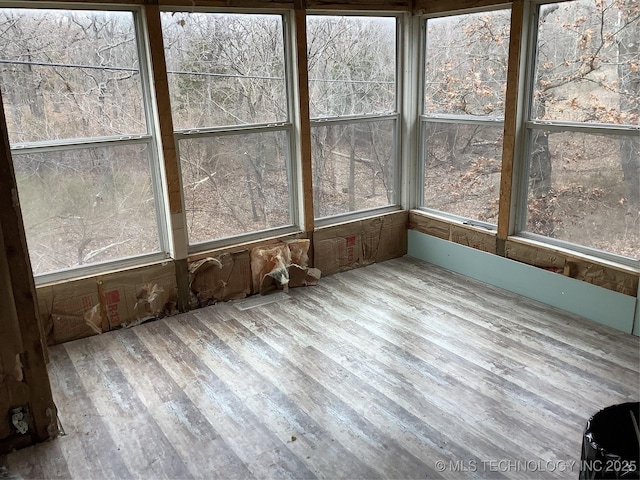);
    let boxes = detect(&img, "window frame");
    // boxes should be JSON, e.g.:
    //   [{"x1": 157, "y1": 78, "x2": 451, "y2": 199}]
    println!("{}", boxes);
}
[
  {"x1": 513, "y1": 0, "x2": 640, "y2": 268},
  {"x1": 161, "y1": 7, "x2": 301, "y2": 253},
  {"x1": 417, "y1": 6, "x2": 511, "y2": 230},
  {"x1": 307, "y1": 10, "x2": 404, "y2": 227},
  {"x1": 3, "y1": 4, "x2": 171, "y2": 285}
]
